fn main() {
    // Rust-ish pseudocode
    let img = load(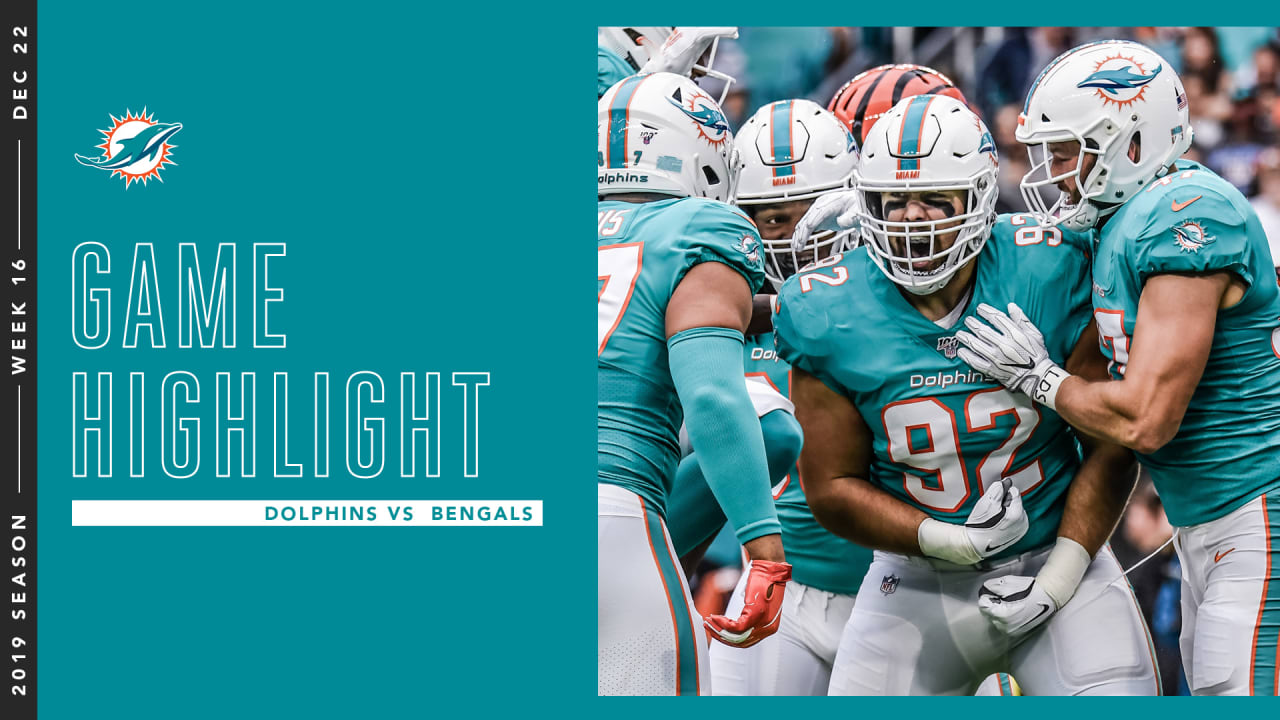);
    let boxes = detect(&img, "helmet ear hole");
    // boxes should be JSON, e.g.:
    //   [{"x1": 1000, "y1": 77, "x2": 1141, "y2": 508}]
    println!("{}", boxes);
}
[
  {"x1": 702, "y1": 166, "x2": 720, "y2": 186},
  {"x1": 1127, "y1": 133, "x2": 1142, "y2": 164}
]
